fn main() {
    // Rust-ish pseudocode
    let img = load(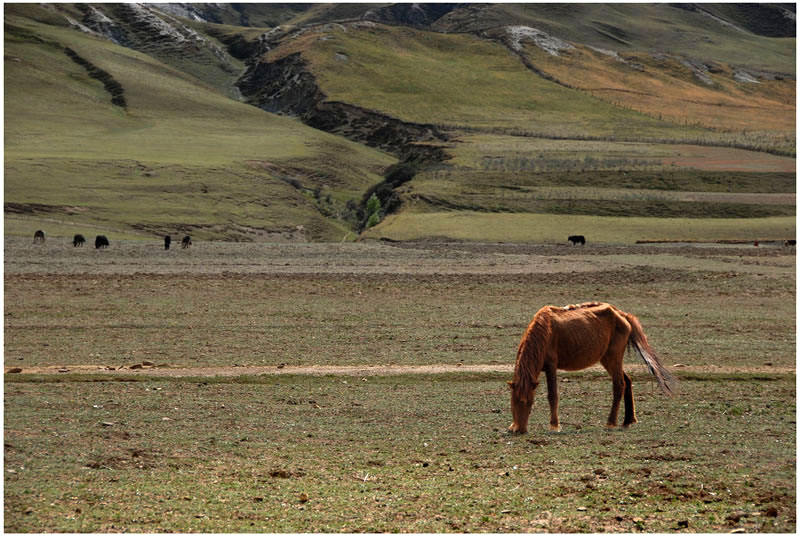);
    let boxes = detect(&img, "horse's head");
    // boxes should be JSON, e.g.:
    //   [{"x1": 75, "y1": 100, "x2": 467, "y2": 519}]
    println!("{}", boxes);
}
[{"x1": 507, "y1": 380, "x2": 535, "y2": 434}]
